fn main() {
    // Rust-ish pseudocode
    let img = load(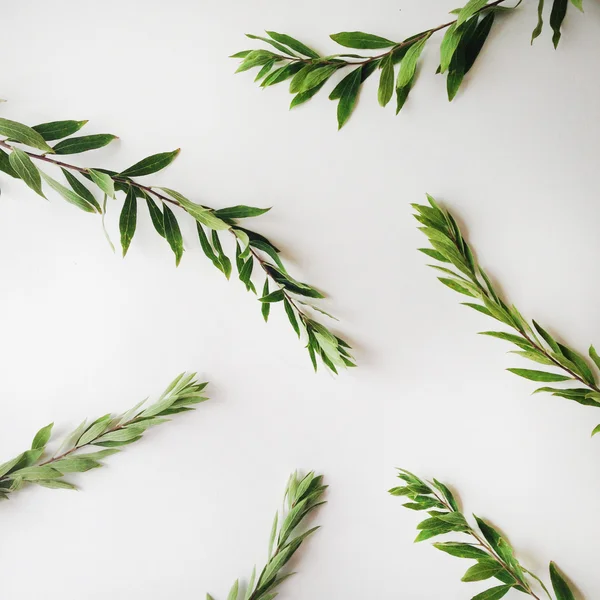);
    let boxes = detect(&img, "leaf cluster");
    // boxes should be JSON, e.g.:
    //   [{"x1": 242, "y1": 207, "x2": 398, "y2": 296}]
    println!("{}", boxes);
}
[
  {"x1": 0, "y1": 116, "x2": 352, "y2": 373},
  {"x1": 233, "y1": 0, "x2": 583, "y2": 128},
  {"x1": 414, "y1": 196, "x2": 600, "y2": 435},
  {"x1": 0, "y1": 373, "x2": 207, "y2": 498},
  {"x1": 390, "y1": 469, "x2": 575, "y2": 600},
  {"x1": 207, "y1": 471, "x2": 326, "y2": 600}
]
